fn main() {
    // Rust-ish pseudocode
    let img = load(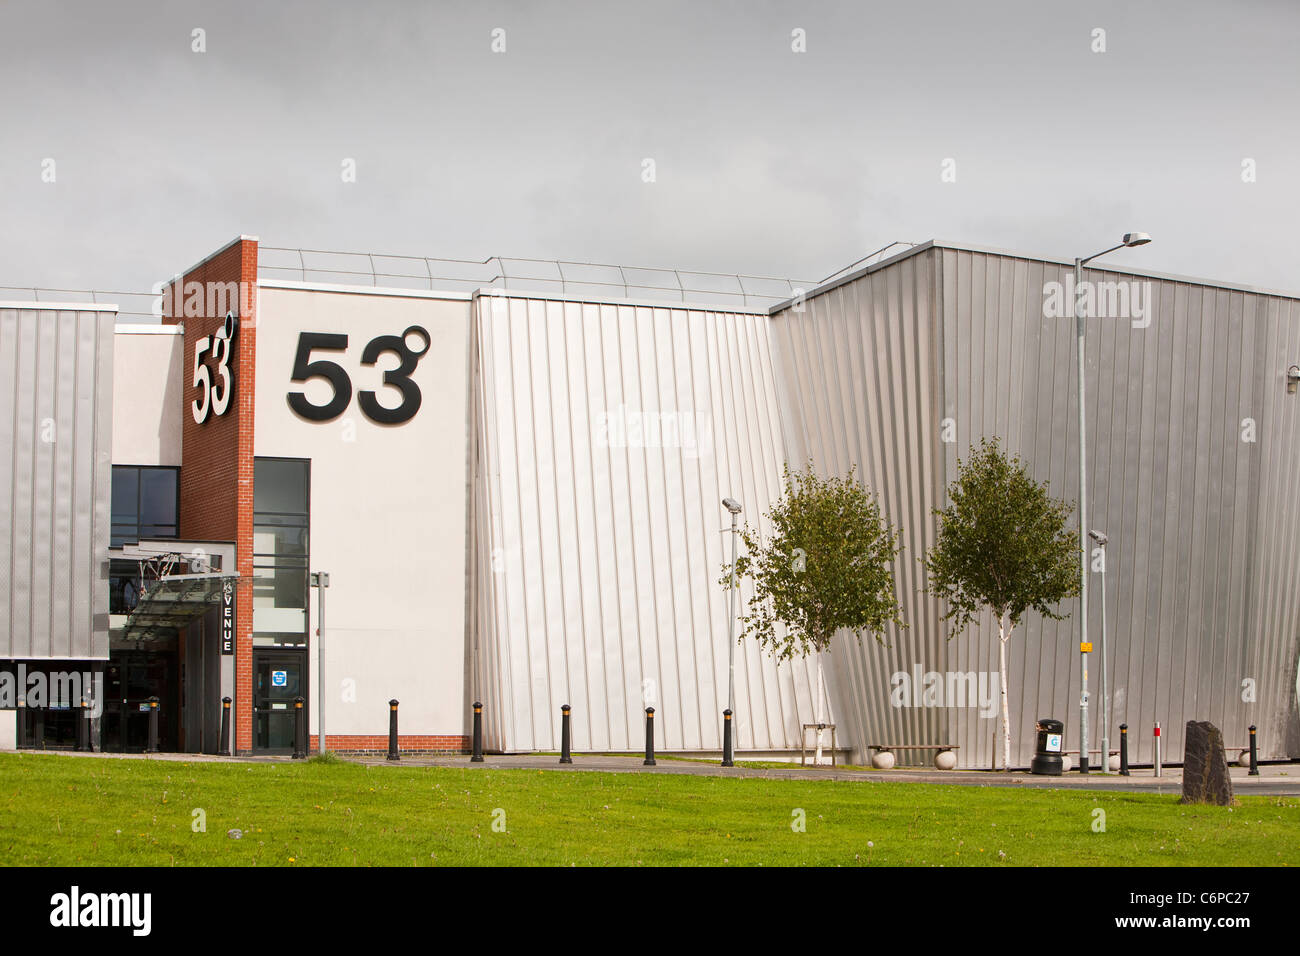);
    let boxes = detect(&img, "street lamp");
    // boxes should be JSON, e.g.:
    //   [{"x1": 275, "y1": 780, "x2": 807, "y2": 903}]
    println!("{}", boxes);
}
[
  {"x1": 1074, "y1": 232, "x2": 1150, "y2": 774},
  {"x1": 722, "y1": 497, "x2": 742, "y2": 767},
  {"x1": 309, "y1": 571, "x2": 330, "y2": 755},
  {"x1": 1089, "y1": 530, "x2": 1110, "y2": 772}
]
